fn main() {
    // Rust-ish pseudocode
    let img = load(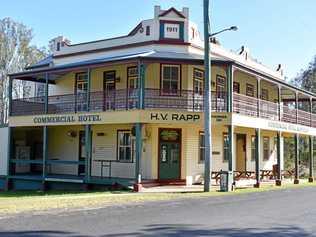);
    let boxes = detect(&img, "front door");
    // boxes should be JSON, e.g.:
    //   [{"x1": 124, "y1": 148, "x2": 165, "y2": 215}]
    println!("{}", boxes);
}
[
  {"x1": 78, "y1": 131, "x2": 86, "y2": 176},
  {"x1": 236, "y1": 134, "x2": 247, "y2": 171},
  {"x1": 158, "y1": 129, "x2": 181, "y2": 180}
]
